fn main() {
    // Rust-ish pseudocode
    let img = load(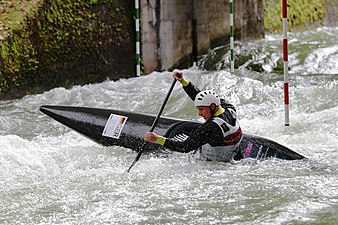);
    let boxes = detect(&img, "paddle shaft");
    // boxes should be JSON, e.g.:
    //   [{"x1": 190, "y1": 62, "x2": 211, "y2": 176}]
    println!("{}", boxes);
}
[{"x1": 127, "y1": 79, "x2": 177, "y2": 172}]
